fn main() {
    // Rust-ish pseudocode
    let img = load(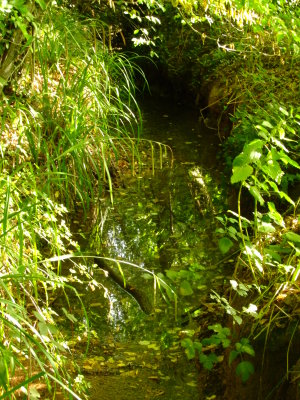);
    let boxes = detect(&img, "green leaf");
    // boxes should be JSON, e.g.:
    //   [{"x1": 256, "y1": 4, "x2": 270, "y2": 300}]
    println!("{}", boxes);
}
[
  {"x1": 237, "y1": 338, "x2": 255, "y2": 357},
  {"x1": 166, "y1": 270, "x2": 178, "y2": 281},
  {"x1": 62, "y1": 307, "x2": 78, "y2": 323},
  {"x1": 199, "y1": 353, "x2": 218, "y2": 370},
  {"x1": 232, "y1": 153, "x2": 248, "y2": 167},
  {"x1": 278, "y1": 190, "x2": 295, "y2": 205},
  {"x1": 181, "y1": 338, "x2": 195, "y2": 360},
  {"x1": 262, "y1": 120, "x2": 274, "y2": 129},
  {"x1": 279, "y1": 106, "x2": 289, "y2": 116},
  {"x1": 243, "y1": 139, "x2": 264, "y2": 163},
  {"x1": 208, "y1": 324, "x2": 229, "y2": 334},
  {"x1": 180, "y1": 280, "x2": 193, "y2": 296},
  {"x1": 193, "y1": 342, "x2": 202, "y2": 352},
  {"x1": 249, "y1": 186, "x2": 264, "y2": 206},
  {"x1": 267, "y1": 202, "x2": 285, "y2": 227},
  {"x1": 218, "y1": 237, "x2": 234, "y2": 254},
  {"x1": 262, "y1": 157, "x2": 283, "y2": 183},
  {"x1": 284, "y1": 232, "x2": 300, "y2": 243},
  {"x1": 221, "y1": 338, "x2": 231, "y2": 348},
  {"x1": 34, "y1": 0, "x2": 46, "y2": 9},
  {"x1": 258, "y1": 222, "x2": 276, "y2": 233},
  {"x1": 236, "y1": 361, "x2": 255, "y2": 382},
  {"x1": 278, "y1": 152, "x2": 300, "y2": 169},
  {"x1": 231, "y1": 165, "x2": 253, "y2": 184},
  {"x1": 229, "y1": 350, "x2": 239, "y2": 365}
]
